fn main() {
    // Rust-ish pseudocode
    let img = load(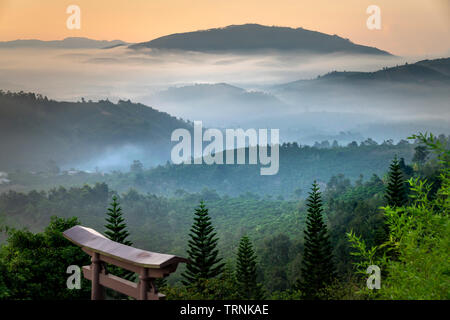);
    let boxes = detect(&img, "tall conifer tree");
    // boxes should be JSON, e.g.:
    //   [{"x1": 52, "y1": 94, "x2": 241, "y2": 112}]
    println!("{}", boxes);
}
[
  {"x1": 385, "y1": 156, "x2": 407, "y2": 208},
  {"x1": 236, "y1": 236, "x2": 264, "y2": 299},
  {"x1": 297, "y1": 181, "x2": 335, "y2": 299},
  {"x1": 104, "y1": 195, "x2": 134, "y2": 284},
  {"x1": 105, "y1": 195, "x2": 132, "y2": 246},
  {"x1": 182, "y1": 201, "x2": 224, "y2": 287},
  {"x1": 376, "y1": 156, "x2": 408, "y2": 246}
]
